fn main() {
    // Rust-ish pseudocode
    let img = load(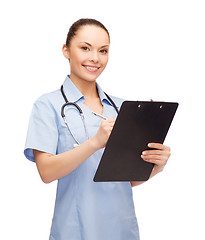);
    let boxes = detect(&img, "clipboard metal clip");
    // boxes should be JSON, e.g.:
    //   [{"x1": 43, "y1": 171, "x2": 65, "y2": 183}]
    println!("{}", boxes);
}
[{"x1": 150, "y1": 99, "x2": 164, "y2": 109}]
